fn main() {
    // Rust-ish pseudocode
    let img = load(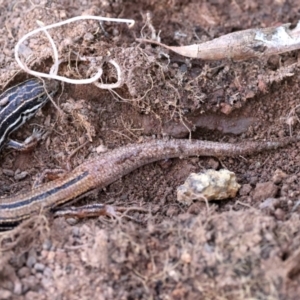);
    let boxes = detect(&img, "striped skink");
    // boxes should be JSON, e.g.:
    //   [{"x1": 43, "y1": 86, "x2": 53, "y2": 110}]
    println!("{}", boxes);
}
[
  {"x1": 0, "y1": 133, "x2": 298, "y2": 226},
  {"x1": 0, "y1": 78, "x2": 58, "y2": 151}
]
